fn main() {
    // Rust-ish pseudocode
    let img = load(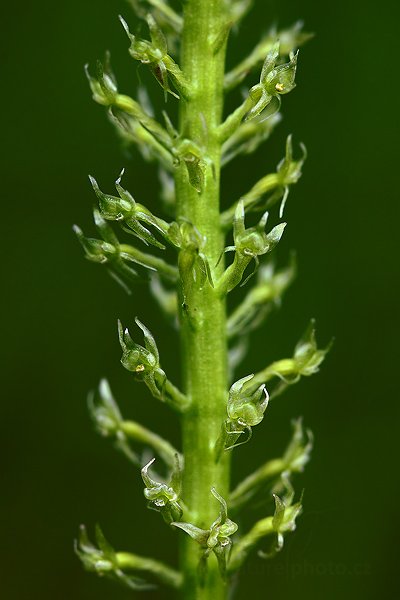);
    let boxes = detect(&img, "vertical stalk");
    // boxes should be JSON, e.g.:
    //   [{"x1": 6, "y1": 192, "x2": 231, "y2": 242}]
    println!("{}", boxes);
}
[{"x1": 175, "y1": 1, "x2": 229, "y2": 598}]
